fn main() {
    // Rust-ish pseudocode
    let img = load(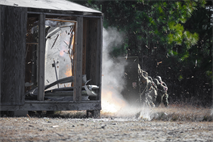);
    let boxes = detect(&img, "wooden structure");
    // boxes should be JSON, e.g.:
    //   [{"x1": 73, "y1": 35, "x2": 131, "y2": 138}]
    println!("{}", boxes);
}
[{"x1": 0, "y1": 0, "x2": 103, "y2": 116}]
